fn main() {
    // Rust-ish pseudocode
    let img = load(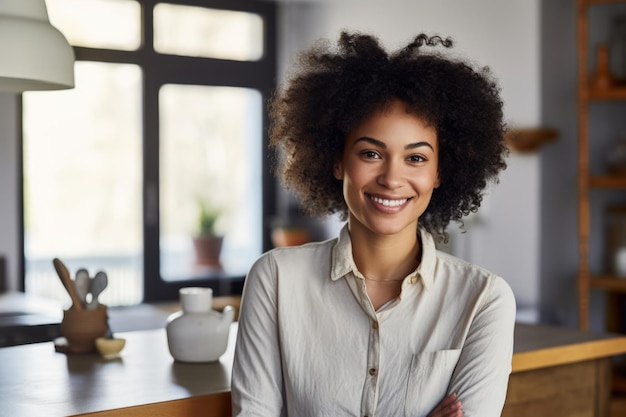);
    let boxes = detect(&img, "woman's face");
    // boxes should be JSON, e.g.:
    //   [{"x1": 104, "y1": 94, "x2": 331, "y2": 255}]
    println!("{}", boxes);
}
[{"x1": 334, "y1": 99, "x2": 440, "y2": 238}]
